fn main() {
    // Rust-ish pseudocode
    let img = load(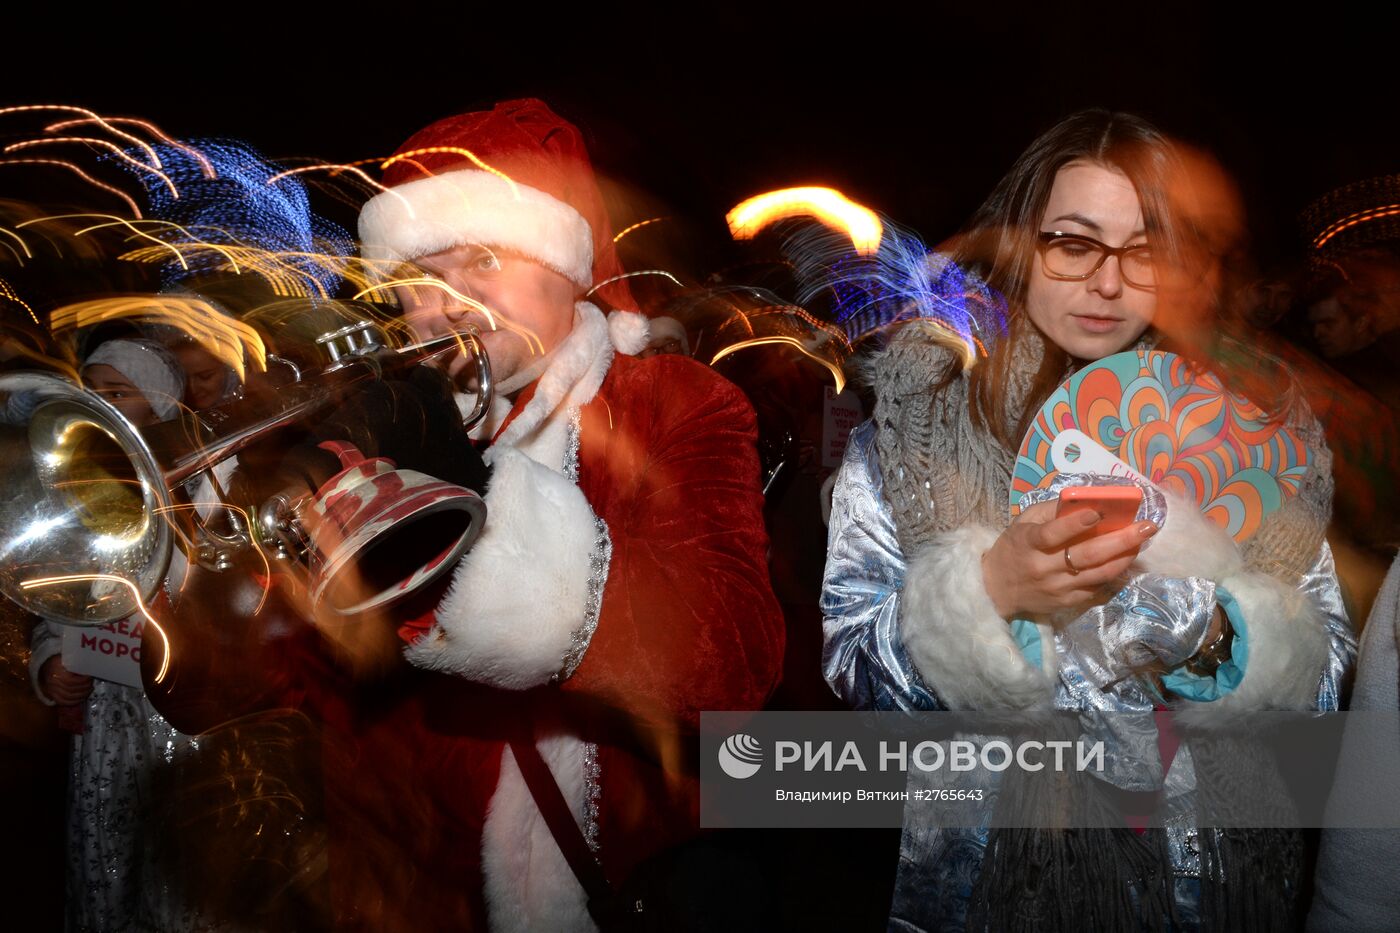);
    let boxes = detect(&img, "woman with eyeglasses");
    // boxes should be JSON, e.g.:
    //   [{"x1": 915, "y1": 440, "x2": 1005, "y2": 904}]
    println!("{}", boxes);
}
[{"x1": 821, "y1": 110, "x2": 1355, "y2": 931}]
